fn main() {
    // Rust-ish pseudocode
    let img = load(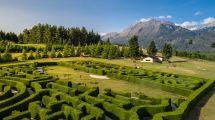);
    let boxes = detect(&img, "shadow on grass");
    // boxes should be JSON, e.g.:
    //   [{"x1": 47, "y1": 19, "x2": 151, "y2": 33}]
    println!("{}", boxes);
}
[{"x1": 186, "y1": 85, "x2": 215, "y2": 120}]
